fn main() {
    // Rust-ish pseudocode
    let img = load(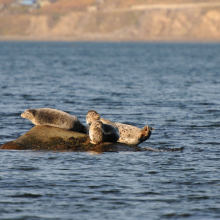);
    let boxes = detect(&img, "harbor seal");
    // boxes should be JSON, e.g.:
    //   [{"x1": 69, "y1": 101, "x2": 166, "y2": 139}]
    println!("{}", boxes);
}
[
  {"x1": 86, "y1": 110, "x2": 154, "y2": 145},
  {"x1": 21, "y1": 108, "x2": 87, "y2": 133},
  {"x1": 89, "y1": 120, "x2": 119, "y2": 144},
  {"x1": 114, "y1": 122, "x2": 154, "y2": 145}
]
